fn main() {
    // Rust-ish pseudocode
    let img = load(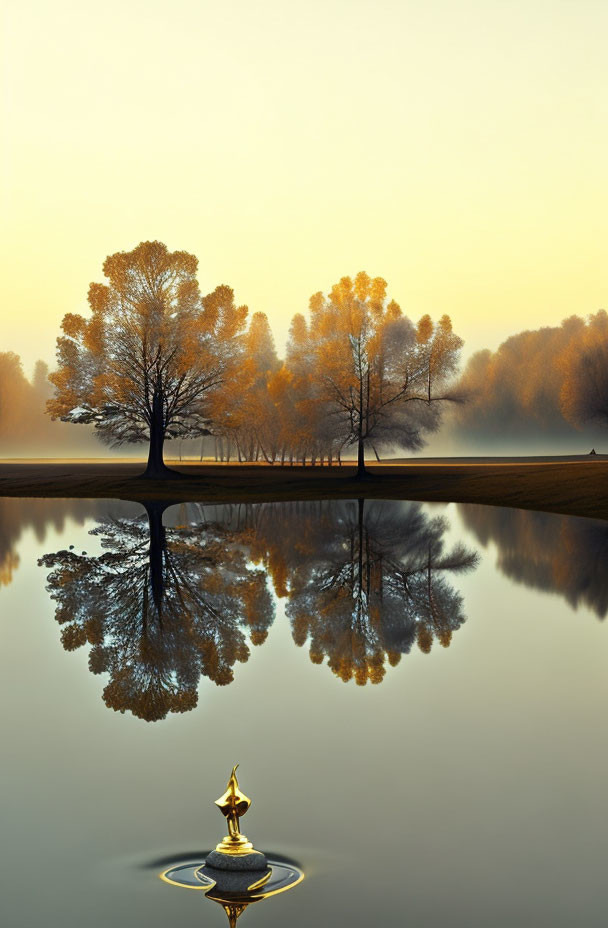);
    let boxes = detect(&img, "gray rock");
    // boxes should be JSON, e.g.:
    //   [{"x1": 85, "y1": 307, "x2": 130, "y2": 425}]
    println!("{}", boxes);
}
[{"x1": 205, "y1": 849, "x2": 268, "y2": 871}]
